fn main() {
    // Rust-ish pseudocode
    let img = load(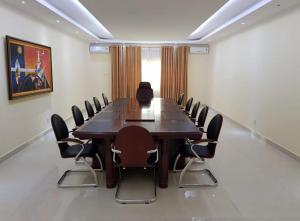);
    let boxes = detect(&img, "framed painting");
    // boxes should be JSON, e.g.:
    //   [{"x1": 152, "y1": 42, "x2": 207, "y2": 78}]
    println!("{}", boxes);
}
[{"x1": 6, "y1": 36, "x2": 53, "y2": 100}]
